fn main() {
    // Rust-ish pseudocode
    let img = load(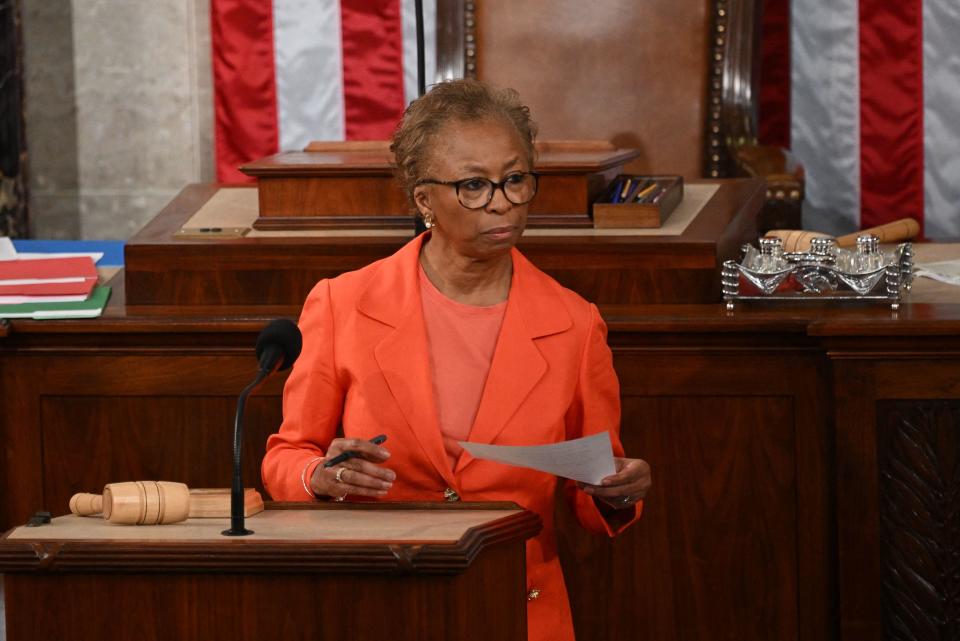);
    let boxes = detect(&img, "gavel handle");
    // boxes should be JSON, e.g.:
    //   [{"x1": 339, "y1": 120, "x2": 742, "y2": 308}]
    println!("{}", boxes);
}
[
  {"x1": 69, "y1": 493, "x2": 103, "y2": 516},
  {"x1": 835, "y1": 218, "x2": 920, "y2": 247}
]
